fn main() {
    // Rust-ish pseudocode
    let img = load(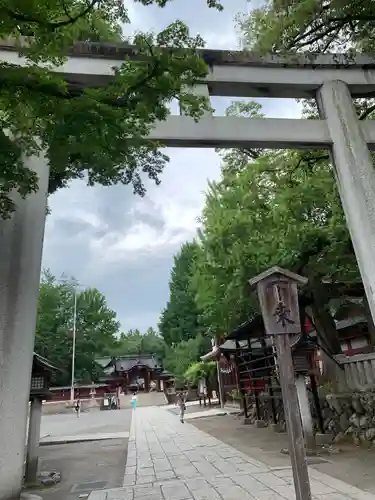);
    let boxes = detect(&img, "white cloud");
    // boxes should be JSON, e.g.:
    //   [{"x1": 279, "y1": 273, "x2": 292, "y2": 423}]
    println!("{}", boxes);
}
[{"x1": 86, "y1": 148, "x2": 220, "y2": 266}]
